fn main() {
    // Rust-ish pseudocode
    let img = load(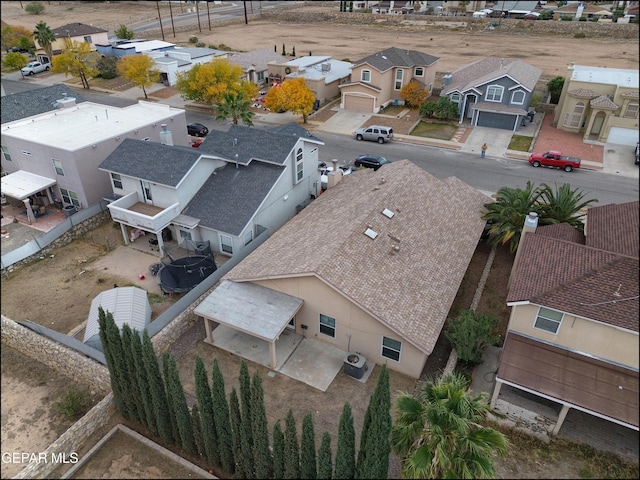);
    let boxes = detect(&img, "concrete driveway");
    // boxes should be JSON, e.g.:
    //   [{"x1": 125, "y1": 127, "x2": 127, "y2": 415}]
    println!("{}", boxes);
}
[{"x1": 316, "y1": 108, "x2": 372, "y2": 135}]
